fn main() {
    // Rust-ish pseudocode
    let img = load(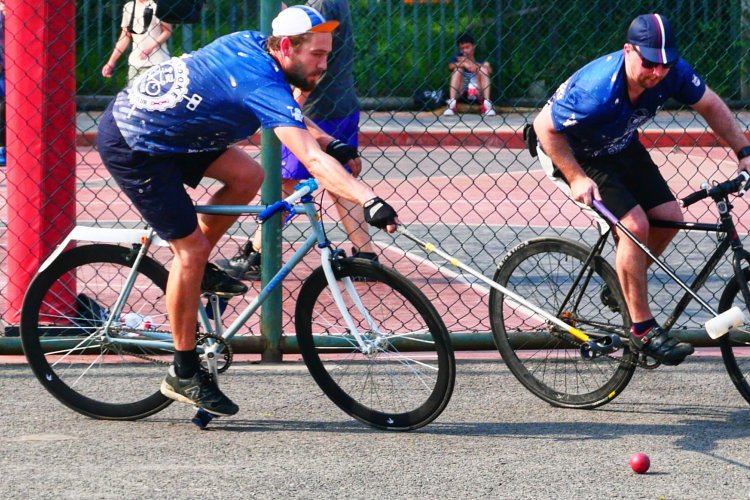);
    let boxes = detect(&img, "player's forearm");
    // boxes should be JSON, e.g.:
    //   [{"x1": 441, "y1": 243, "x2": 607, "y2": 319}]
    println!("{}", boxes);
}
[
  {"x1": 305, "y1": 154, "x2": 375, "y2": 205},
  {"x1": 303, "y1": 117, "x2": 332, "y2": 147},
  {"x1": 696, "y1": 89, "x2": 750, "y2": 154}
]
